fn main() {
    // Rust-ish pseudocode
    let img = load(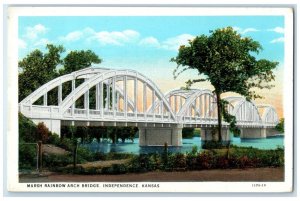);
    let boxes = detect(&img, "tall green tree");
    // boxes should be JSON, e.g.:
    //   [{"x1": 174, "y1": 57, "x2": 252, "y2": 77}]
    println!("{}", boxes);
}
[
  {"x1": 171, "y1": 27, "x2": 278, "y2": 142},
  {"x1": 19, "y1": 45, "x2": 102, "y2": 105},
  {"x1": 18, "y1": 44, "x2": 65, "y2": 101},
  {"x1": 60, "y1": 50, "x2": 102, "y2": 75}
]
